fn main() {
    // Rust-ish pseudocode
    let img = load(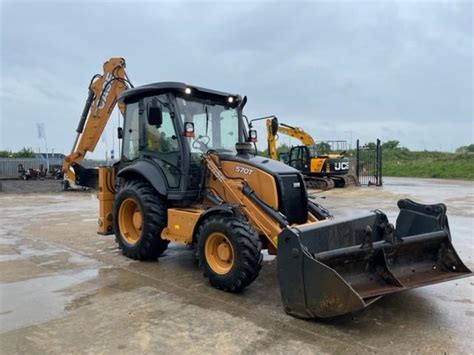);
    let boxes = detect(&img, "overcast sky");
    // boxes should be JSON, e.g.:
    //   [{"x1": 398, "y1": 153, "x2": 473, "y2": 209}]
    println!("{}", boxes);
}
[{"x1": 0, "y1": 0, "x2": 472, "y2": 158}]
